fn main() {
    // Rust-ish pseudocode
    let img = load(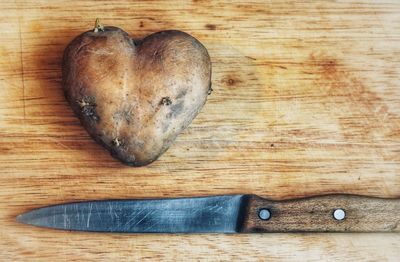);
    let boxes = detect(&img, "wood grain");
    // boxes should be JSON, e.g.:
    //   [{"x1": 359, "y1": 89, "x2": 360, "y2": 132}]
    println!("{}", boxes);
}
[
  {"x1": 1, "y1": 0, "x2": 400, "y2": 260},
  {"x1": 242, "y1": 195, "x2": 400, "y2": 232}
]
